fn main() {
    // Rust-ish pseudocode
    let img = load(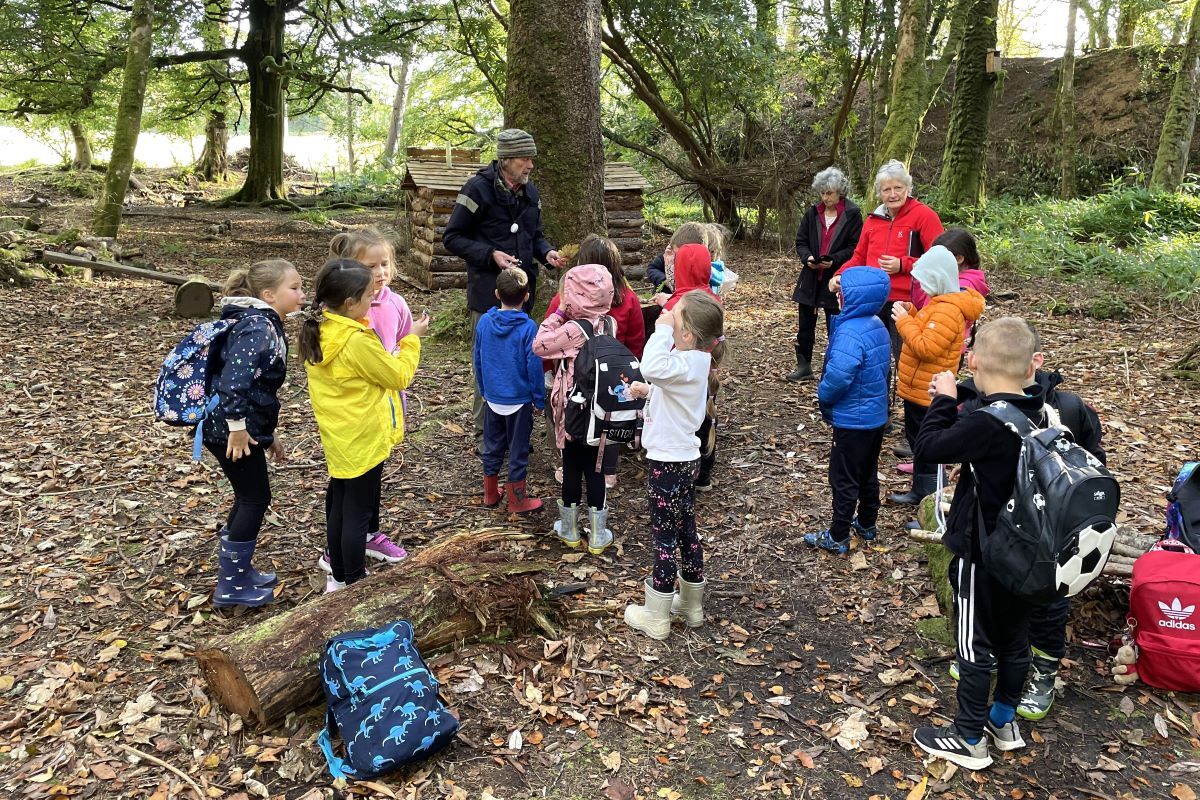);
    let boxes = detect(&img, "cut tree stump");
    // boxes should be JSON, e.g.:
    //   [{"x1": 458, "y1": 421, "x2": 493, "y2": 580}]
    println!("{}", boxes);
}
[
  {"x1": 194, "y1": 529, "x2": 555, "y2": 727},
  {"x1": 174, "y1": 279, "x2": 216, "y2": 317}
]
